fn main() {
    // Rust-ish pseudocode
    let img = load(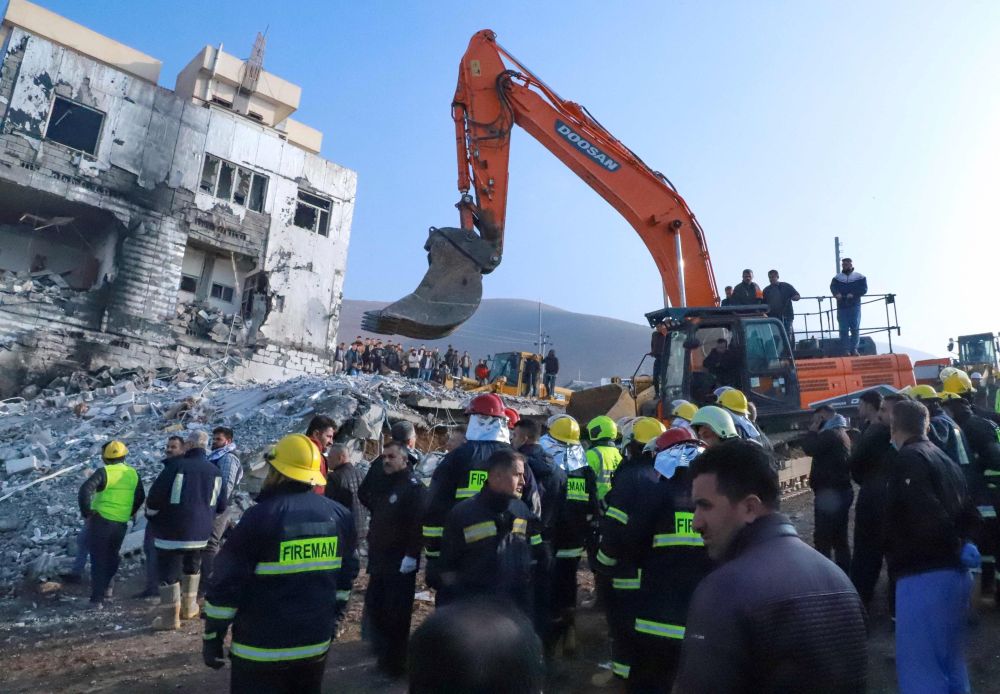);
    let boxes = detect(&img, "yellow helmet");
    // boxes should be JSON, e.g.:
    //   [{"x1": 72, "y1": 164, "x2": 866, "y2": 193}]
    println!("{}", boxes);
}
[
  {"x1": 898, "y1": 385, "x2": 913, "y2": 397},
  {"x1": 671, "y1": 401, "x2": 699, "y2": 423},
  {"x1": 548, "y1": 415, "x2": 581, "y2": 445},
  {"x1": 939, "y1": 390, "x2": 962, "y2": 401},
  {"x1": 623, "y1": 416, "x2": 667, "y2": 447},
  {"x1": 909, "y1": 384, "x2": 940, "y2": 401},
  {"x1": 939, "y1": 366, "x2": 960, "y2": 383},
  {"x1": 942, "y1": 371, "x2": 975, "y2": 395},
  {"x1": 102, "y1": 440, "x2": 129, "y2": 461},
  {"x1": 719, "y1": 389, "x2": 750, "y2": 416},
  {"x1": 266, "y1": 433, "x2": 324, "y2": 485}
]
